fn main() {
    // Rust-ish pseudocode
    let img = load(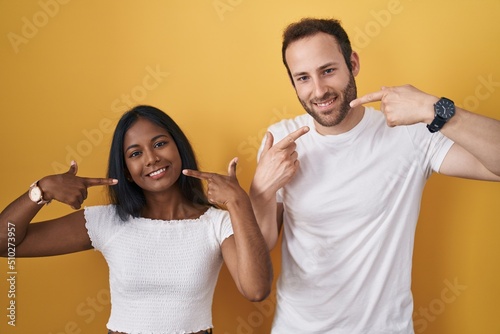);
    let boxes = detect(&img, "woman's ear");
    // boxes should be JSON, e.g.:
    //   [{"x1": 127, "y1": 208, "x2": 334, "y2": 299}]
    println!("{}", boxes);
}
[{"x1": 125, "y1": 169, "x2": 133, "y2": 182}]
